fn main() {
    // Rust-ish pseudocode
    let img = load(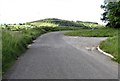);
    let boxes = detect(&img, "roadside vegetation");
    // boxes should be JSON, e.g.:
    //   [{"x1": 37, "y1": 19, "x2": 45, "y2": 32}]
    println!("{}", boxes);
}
[
  {"x1": 100, "y1": 0, "x2": 120, "y2": 63},
  {"x1": 99, "y1": 36, "x2": 119, "y2": 62},
  {"x1": 64, "y1": 28, "x2": 117, "y2": 37},
  {"x1": 2, "y1": 25, "x2": 46, "y2": 73}
]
